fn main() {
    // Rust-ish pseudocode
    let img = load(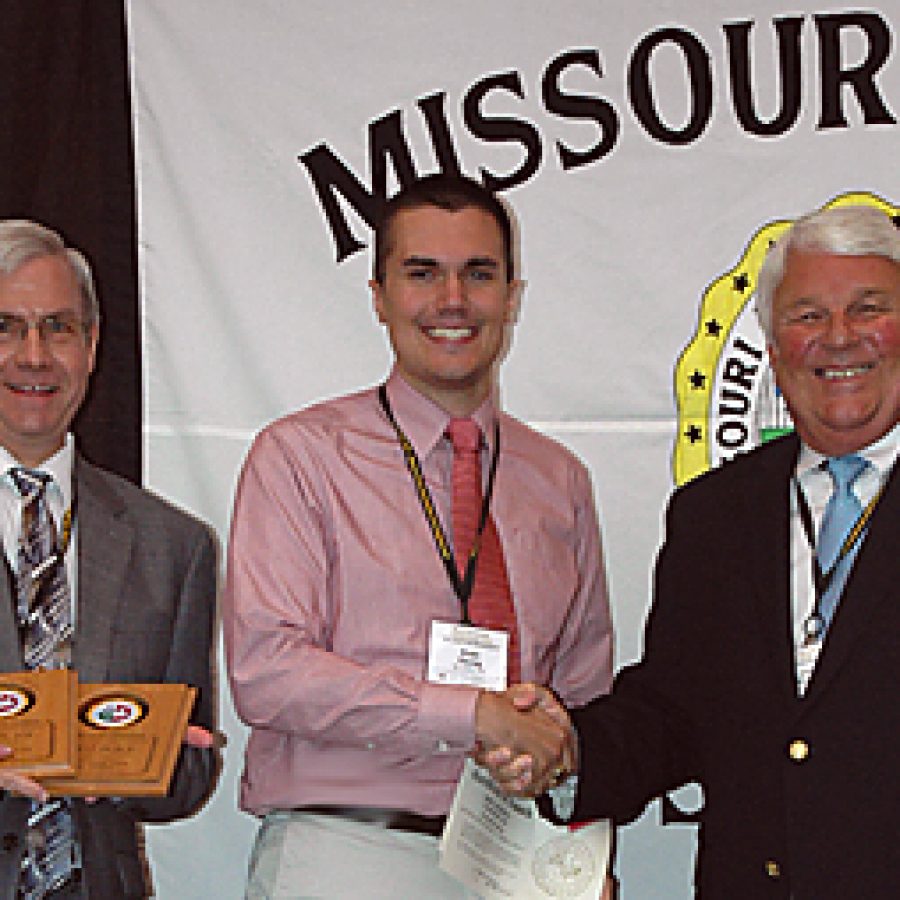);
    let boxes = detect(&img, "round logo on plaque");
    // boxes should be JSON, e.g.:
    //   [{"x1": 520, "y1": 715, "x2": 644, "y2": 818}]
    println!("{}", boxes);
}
[
  {"x1": 80, "y1": 695, "x2": 148, "y2": 729},
  {"x1": 0, "y1": 687, "x2": 35, "y2": 717},
  {"x1": 531, "y1": 833, "x2": 596, "y2": 897}
]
